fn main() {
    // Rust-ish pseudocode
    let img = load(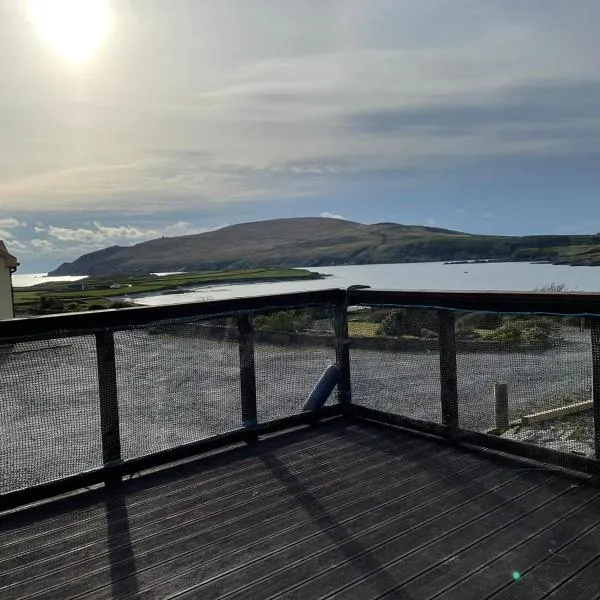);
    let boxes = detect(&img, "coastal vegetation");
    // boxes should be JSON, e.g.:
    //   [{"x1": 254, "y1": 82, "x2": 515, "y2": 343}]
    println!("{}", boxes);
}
[{"x1": 12, "y1": 268, "x2": 323, "y2": 316}]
